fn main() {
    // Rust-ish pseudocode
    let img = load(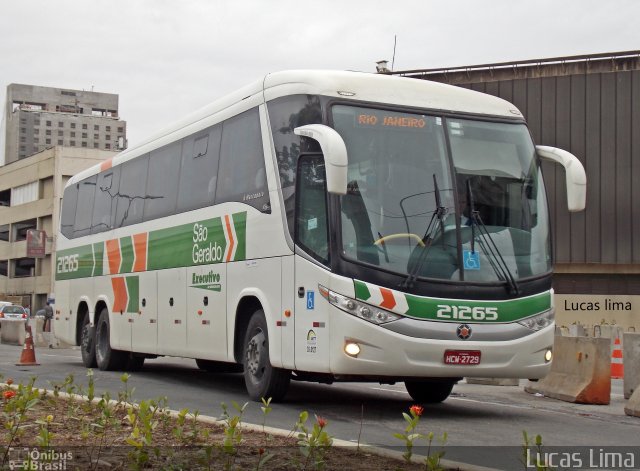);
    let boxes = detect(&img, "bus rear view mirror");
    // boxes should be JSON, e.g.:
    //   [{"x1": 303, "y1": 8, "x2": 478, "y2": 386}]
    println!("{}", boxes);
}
[
  {"x1": 536, "y1": 145, "x2": 586, "y2": 212},
  {"x1": 294, "y1": 124, "x2": 348, "y2": 195}
]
